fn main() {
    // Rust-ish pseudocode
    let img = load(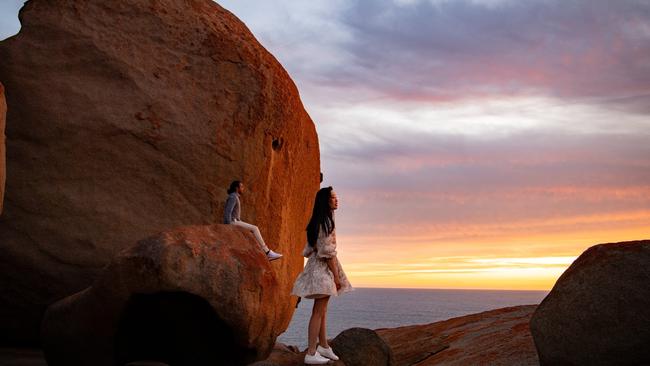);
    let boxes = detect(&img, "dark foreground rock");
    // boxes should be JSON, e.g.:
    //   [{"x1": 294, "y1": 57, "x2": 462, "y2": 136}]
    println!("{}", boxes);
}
[
  {"x1": 377, "y1": 305, "x2": 539, "y2": 366},
  {"x1": 0, "y1": 82, "x2": 4, "y2": 214},
  {"x1": 0, "y1": 348, "x2": 46, "y2": 366},
  {"x1": 530, "y1": 239, "x2": 650, "y2": 366},
  {"x1": 330, "y1": 328, "x2": 394, "y2": 366},
  {"x1": 8, "y1": 305, "x2": 538, "y2": 366},
  {"x1": 42, "y1": 224, "x2": 283, "y2": 366},
  {"x1": 0, "y1": 0, "x2": 319, "y2": 343}
]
